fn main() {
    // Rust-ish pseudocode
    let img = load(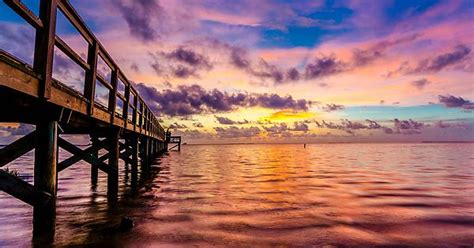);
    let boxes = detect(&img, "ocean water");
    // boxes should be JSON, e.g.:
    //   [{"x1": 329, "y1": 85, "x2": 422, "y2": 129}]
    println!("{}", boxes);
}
[{"x1": 0, "y1": 143, "x2": 473, "y2": 247}]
